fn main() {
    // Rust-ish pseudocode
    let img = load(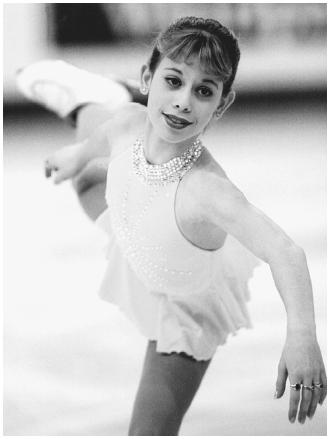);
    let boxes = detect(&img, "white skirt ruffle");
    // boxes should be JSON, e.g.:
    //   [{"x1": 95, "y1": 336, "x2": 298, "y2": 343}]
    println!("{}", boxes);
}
[{"x1": 96, "y1": 208, "x2": 260, "y2": 361}]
